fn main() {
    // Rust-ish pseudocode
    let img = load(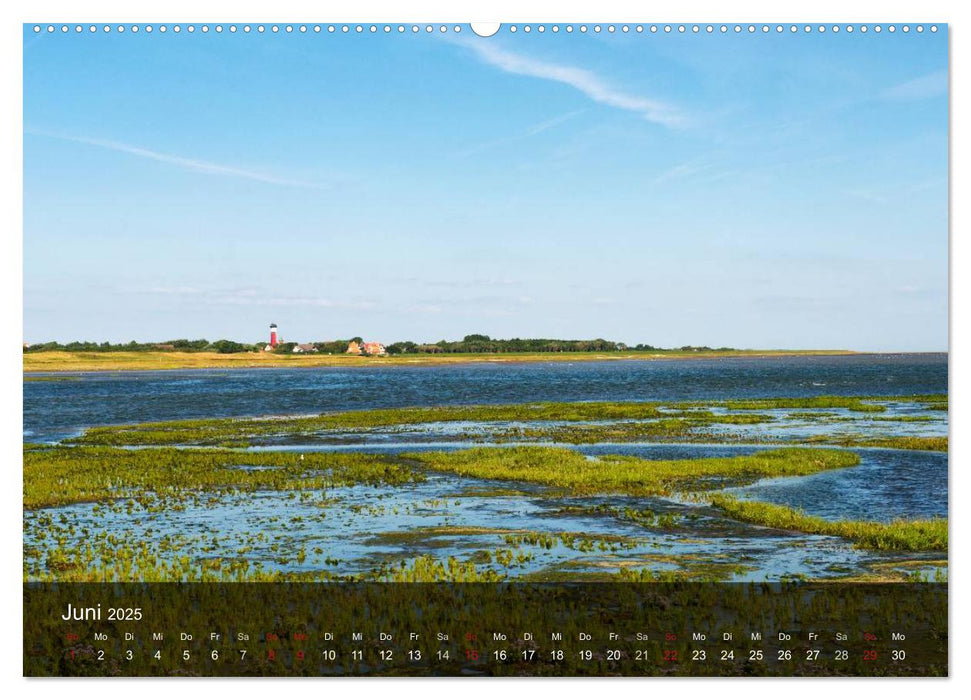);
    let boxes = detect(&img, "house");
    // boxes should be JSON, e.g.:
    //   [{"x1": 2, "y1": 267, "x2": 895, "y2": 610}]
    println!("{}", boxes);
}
[
  {"x1": 292, "y1": 343, "x2": 318, "y2": 354},
  {"x1": 347, "y1": 340, "x2": 386, "y2": 356}
]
